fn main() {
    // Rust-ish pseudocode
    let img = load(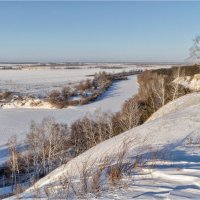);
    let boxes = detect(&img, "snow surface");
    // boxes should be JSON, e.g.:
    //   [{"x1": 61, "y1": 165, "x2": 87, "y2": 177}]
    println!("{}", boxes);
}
[
  {"x1": 148, "y1": 92, "x2": 200, "y2": 121},
  {"x1": 12, "y1": 92, "x2": 200, "y2": 199}
]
